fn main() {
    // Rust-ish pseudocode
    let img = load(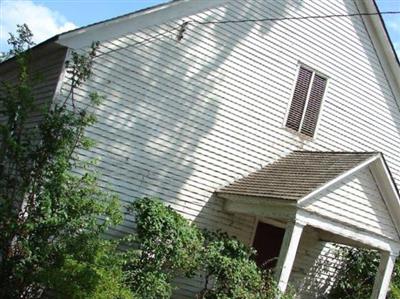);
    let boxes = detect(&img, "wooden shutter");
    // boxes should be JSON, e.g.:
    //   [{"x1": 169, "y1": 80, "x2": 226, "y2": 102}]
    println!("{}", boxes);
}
[
  {"x1": 300, "y1": 74, "x2": 327, "y2": 137},
  {"x1": 286, "y1": 67, "x2": 312, "y2": 131}
]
